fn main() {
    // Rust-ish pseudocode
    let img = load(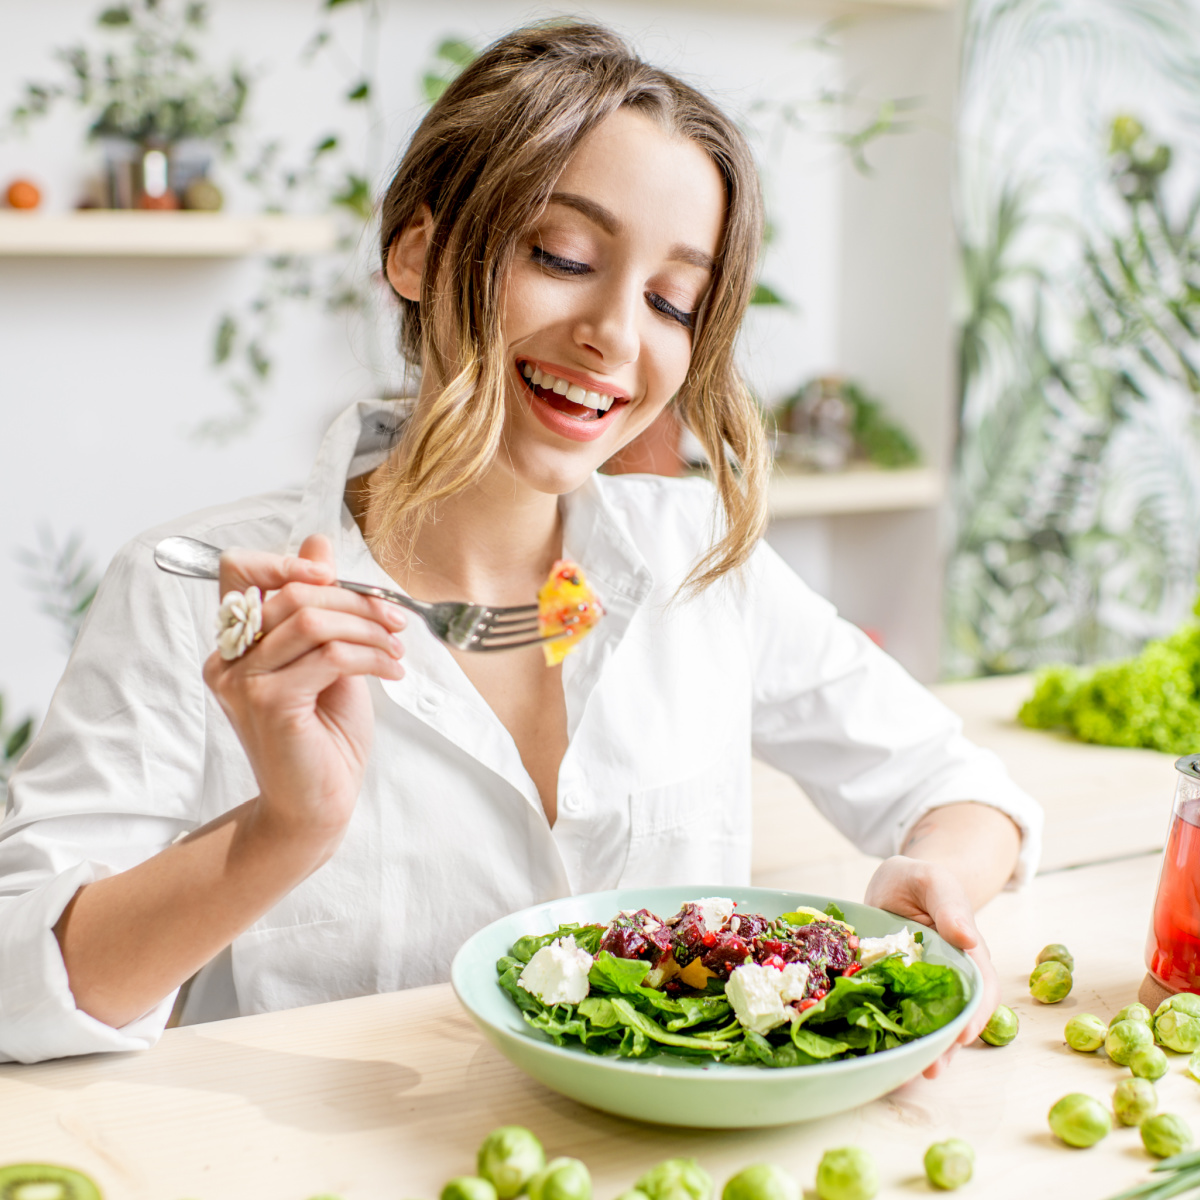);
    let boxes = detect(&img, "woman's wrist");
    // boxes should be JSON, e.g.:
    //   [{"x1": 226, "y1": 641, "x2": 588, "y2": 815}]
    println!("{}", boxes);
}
[
  {"x1": 899, "y1": 802, "x2": 1022, "y2": 910},
  {"x1": 236, "y1": 795, "x2": 348, "y2": 878}
]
